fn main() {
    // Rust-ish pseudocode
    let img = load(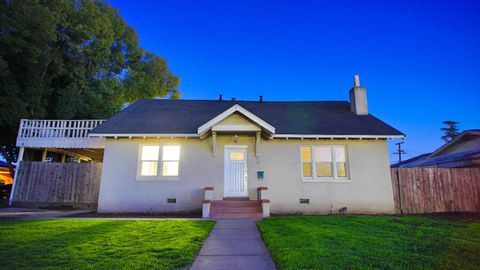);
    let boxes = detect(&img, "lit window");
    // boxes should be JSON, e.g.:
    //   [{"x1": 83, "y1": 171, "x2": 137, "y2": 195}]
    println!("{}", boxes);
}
[
  {"x1": 315, "y1": 146, "x2": 333, "y2": 177},
  {"x1": 140, "y1": 146, "x2": 159, "y2": 176},
  {"x1": 229, "y1": 152, "x2": 244, "y2": 161},
  {"x1": 300, "y1": 145, "x2": 348, "y2": 179},
  {"x1": 334, "y1": 146, "x2": 347, "y2": 177},
  {"x1": 162, "y1": 146, "x2": 180, "y2": 176},
  {"x1": 301, "y1": 147, "x2": 312, "y2": 177}
]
